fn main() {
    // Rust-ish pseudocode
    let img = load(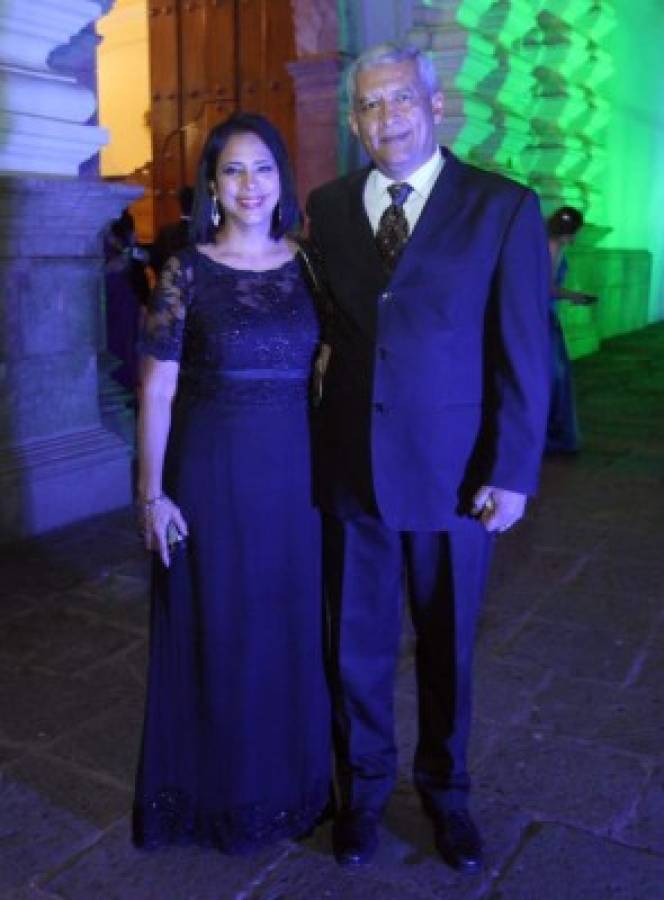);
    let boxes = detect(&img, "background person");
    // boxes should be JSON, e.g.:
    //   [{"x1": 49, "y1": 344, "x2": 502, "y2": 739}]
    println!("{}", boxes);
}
[{"x1": 546, "y1": 205, "x2": 599, "y2": 454}]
